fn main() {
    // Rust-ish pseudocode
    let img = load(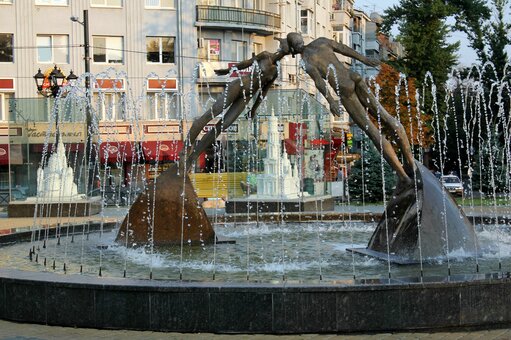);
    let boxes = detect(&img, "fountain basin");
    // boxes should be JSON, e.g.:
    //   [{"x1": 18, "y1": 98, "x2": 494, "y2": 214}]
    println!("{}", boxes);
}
[
  {"x1": 2, "y1": 220, "x2": 511, "y2": 333},
  {"x1": 1, "y1": 268, "x2": 510, "y2": 333}
]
